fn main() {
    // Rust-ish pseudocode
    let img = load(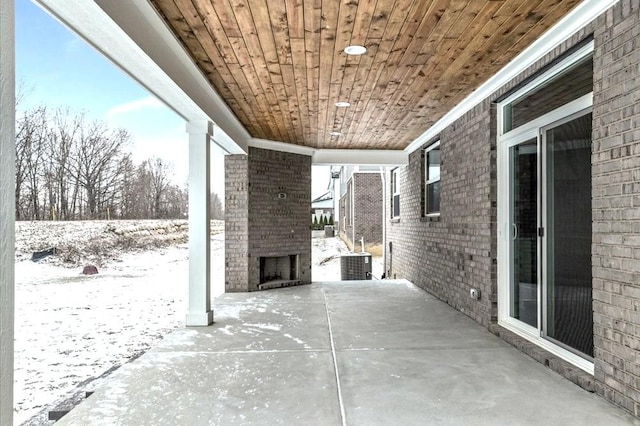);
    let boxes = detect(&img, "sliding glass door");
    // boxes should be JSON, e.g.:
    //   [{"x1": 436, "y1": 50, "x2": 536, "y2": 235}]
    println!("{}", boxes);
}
[
  {"x1": 505, "y1": 112, "x2": 593, "y2": 359},
  {"x1": 509, "y1": 139, "x2": 538, "y2": 328},
  {"x1": 499, "y1": 43, "x2": 594, "y2": 369},
  {"x1": 542, "y1": 113, "x2": 593, "y2": 357}
]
